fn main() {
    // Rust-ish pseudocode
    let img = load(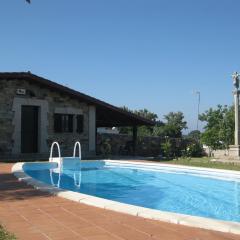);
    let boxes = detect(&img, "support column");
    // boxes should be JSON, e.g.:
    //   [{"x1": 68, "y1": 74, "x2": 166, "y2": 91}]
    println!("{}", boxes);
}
[
  {"x1": 132, "y1": 126, "x2": 137, "y2": 156},
  {"x1": 89, "y1": 106, "x2": 96, "y2": 154},
  {"x1": 234, "y1": 91, "x2": 240, "y2": 145},
  {"x1": 229, "y1": 72, "x2": 240, "y2": 159}
]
